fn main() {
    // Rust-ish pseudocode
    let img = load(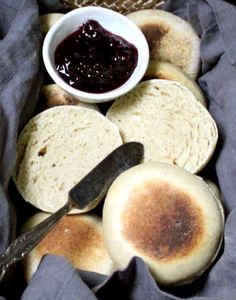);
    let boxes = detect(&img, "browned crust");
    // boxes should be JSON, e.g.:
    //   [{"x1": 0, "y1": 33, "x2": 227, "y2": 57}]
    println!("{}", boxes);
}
[
  {"x1": 40, "y1": 85, "x2": 77, "y2": 108},
  {"x1": 122, "y1": 181, "x2": 204, "y2": 262},
  {"x1": 36, "y1": 216, "x2": 104, "y2": 266},
  {"x1": 140, "y1": 24, "x2": 169, "y2": 58}
]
